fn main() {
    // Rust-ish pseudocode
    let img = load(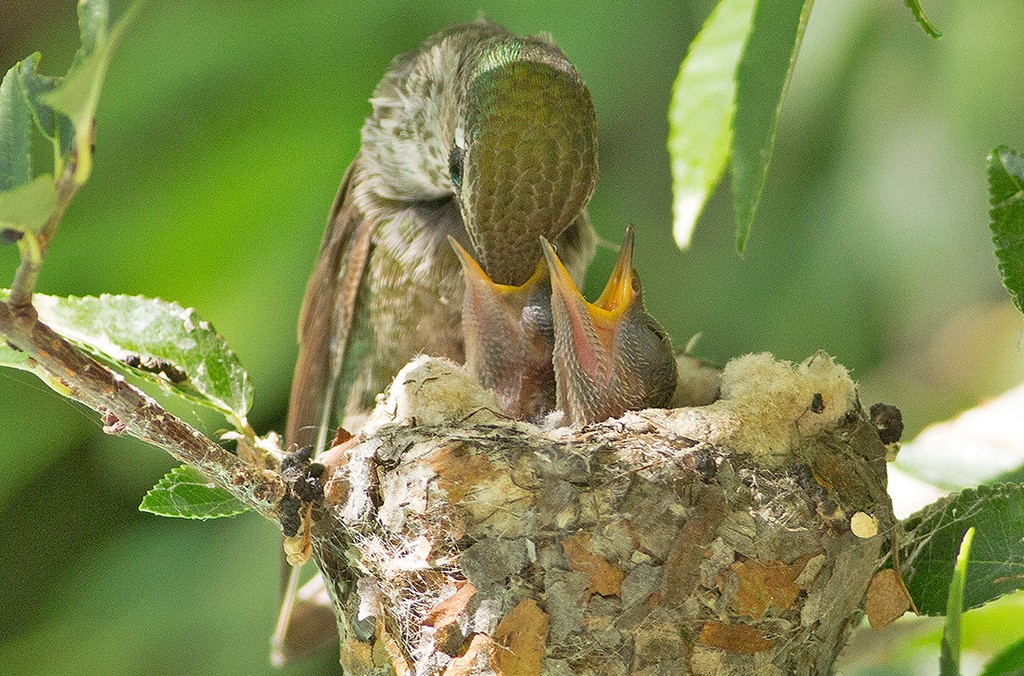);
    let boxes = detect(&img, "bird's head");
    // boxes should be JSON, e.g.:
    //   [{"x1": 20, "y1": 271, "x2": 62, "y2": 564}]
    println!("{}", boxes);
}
[
  {"x1": 453, "y1": 35, "x2": 597, "y2": 286},
  {"x1": 542, "y1": 227, "x2": 676, "y2": 425}
]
